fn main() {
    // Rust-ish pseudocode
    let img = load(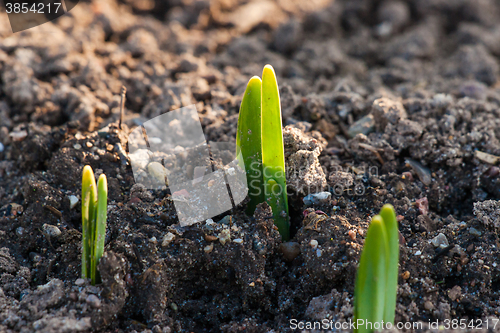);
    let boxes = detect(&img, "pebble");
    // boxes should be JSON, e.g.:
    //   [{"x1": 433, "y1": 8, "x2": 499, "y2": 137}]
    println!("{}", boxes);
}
[
  {"x1": 469, "y1": 227, "x2": 482, "y2": 237},
  {"x1": 129, "y1": 149, "x2": 150, "y2": 169},
  {"x1": 204, "y1": 234, "x2": 218, "y2": 242},
  {"x1": 218, "y1": 229, "x2": 231, "y2": 245},
  {"x1": 279, "y1": 242, "x2": 300, "y2": 261},
  {"x1": 68, "y1": 195, "x2": 79, "y2": 210},
  {"x1": 316, "y1": 249, "x2": 322, "y2": 257},
  {"x1": 205, "y1": 218, "x2": 214, "y2": 225},
  {"x1": 430, "y1": 233, "x2": 448, "y2": 248},
  {"x1": 233, "y1": 238, "x2": 243, "y2": 244},
  {"x1": 42, "y1": 224, "x2": 62, "y2": 237},
  {"x1": 414, "y1": 250, "x2": 422, "y2": 256},
  {"x1": 448, "y1": 285, "x2": 462, "y2": 301},
  {"x1": 303, "y1": 192, "x2": 331, "y2": 206},
  {"x1": 149, "y1": 137, "x2": 162, "y2": 145},
  {"x1": 415, "y1": 197, "x2": 429, "y2": 216},
  {"x1": 401, "y1": 271, "x2": 410, "y2": 280},
  {"x1": 309, "y1": 239, "x2": 318, "y2": 249},
  {"x1": 405, "y1": 159, "x2": 431, "y2": 185},
  {"x1": 149, "y1": 236, "x2": 157, "y2": 244},
  {"x1": 86, "y1": 294, "x2": 101, "y2": 308},
  {"x1": 75, "y1": 278, "x2": 85, "y2": 286},
  {"x1": 73, "y1": 143, "x2": 82, "y2": 150},
  {"x1": 424, "y1": 300, "x2": 434, "y2": 311},
  {"x1": 348, "y1": 114, "x2": 375, "y2": 138},
  {"x1": 147, "y1": 162, "x2": 169, "y2": 185},
  {"x1": 204, "y1": 243, "x2": 213, "y2": 253},
  {"x1": 0, "y1": 142, "x2": 4, "y2": 153},
  {"x1": 162, "y1": 232, "x2": 175, "y2": 247},
  {"x1": 220, "y1": 215, "x2": 232, "y2": 225},
  {"x1": 9, "y1": 130, "x2": 27, "y2": 142}
]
